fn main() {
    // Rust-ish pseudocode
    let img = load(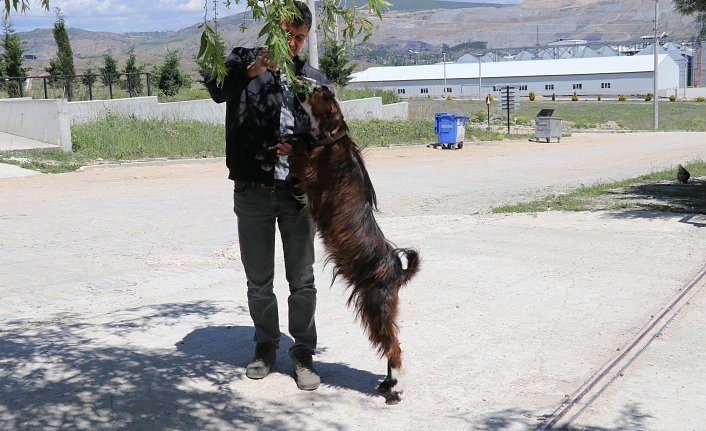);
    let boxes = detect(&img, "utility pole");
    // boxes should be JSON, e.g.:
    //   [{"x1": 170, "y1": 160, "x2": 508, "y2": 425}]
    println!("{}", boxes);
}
[
  {"x1": 536, "y1": 25, "x2": 539, "y2": 46},
  {"x1": 442, "y1": 51, "x2": 447, "y2": 96},
  {"x1": 653, "y1": 0, "x2": 659, "y2": 130},
  {"x1": 307, "y1": 0, "x2": 319, "y2": 68},
  {"x1": 478, "y1": 59, "x2": 482, "y2": 100}
]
